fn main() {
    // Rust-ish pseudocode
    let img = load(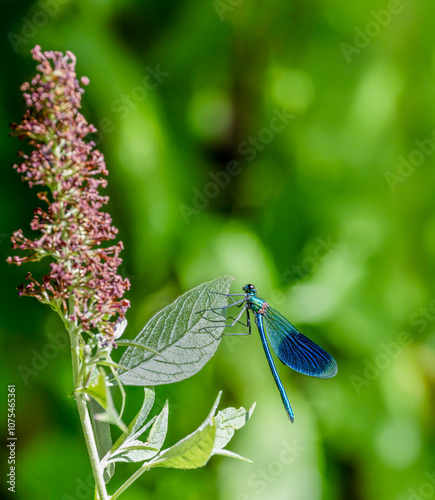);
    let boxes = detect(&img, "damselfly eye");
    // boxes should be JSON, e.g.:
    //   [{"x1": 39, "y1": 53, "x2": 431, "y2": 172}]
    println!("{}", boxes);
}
[{"x1": 243, "y1": 284, "x2": 256, "y2": 293}]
